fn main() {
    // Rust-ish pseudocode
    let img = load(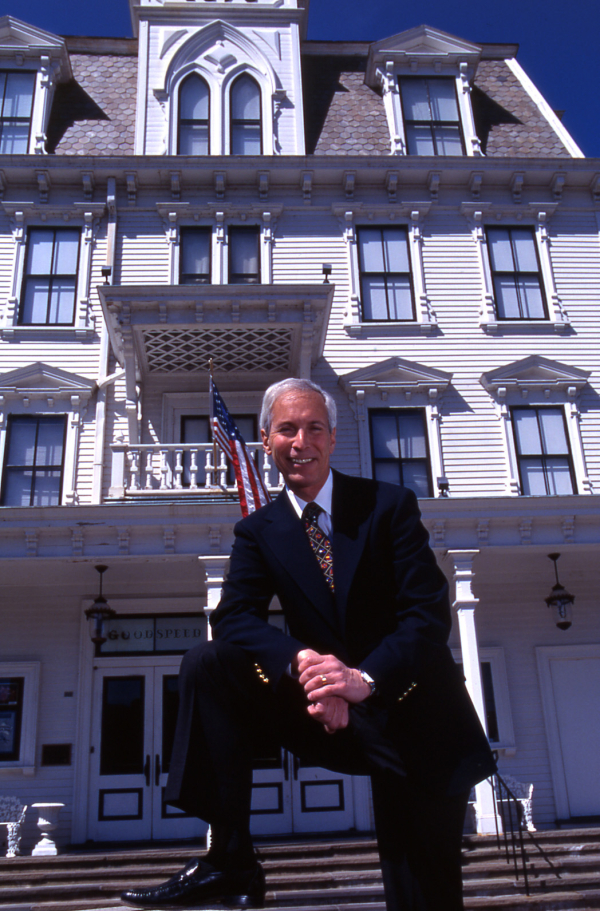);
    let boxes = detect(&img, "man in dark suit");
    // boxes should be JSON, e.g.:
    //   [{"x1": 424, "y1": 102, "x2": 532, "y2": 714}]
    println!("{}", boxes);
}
[{"x1": 122, "y1": 378, "x2": 495, "y2": 911}]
